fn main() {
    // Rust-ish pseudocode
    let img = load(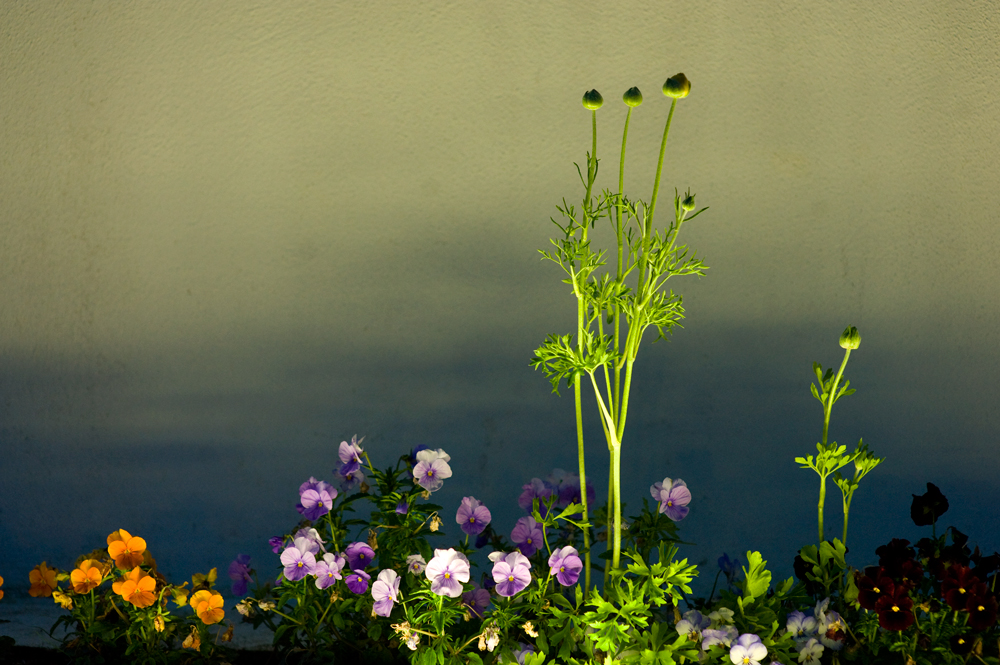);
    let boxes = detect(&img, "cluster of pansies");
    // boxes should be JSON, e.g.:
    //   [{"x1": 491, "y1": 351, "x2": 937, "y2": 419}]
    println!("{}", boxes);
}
[
  {"x1": 675, "y1": 609, "x2": 774, "y2": 665},
  {"x1": 24, "y1": 528, "x2": 233, "y2": 660}
]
